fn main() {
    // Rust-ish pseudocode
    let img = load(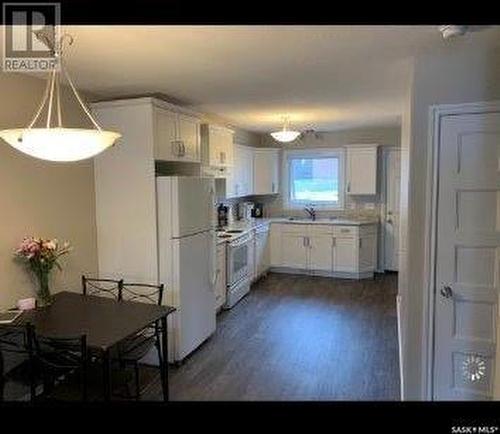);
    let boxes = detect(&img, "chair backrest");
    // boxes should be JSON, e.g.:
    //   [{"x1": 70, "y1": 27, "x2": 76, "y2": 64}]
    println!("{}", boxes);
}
[
  {"x1": 27, "y1": 325, "x2": 87, "y2": 372},
  {"x1": 120, "y1": 282, "x2": 164, "y2": 305},
  {"x1": 0, "y1": 325, "x2": 28, "y2": 356},
  {"x1": 0, "y1": 325, "x2": 30, "y2": 401},
  {"x1": 26, "y1": 325, "x2": 88, "y2": 401},
  {"x1": 81, "y1": 275, "x2": 123, "y2": 300}
]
